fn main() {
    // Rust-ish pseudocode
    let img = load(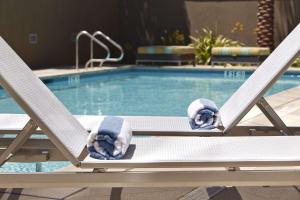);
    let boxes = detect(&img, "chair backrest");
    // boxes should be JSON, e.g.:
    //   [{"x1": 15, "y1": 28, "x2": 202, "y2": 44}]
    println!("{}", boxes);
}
[
  {"x1": 220, "y1": 23, "x2": 300, "y2": 133},
  {"x1": 0, "y1": 37, "x2": 88, "y2": 166}
]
